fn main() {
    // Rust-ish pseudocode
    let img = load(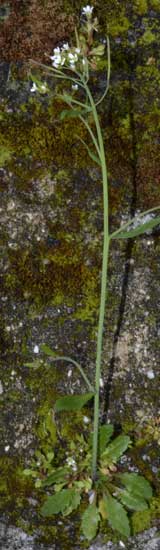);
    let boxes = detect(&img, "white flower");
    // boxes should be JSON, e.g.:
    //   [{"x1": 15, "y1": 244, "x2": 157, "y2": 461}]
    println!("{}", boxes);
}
[
  {"x1": 63, "y1": 42, "x2": 70, "y2": 50},
  {"x1": 66, "y1": 457, "x2": 77, "y2": 471},
  {"x1": 75, "y1": 48, "x2": 81, "y2": 54},
  {"x1": 40, "y1": 83, "x2": 47, "y2": 93},
  {"x1": 146, "y1": 370, "x2": 155, "y2": 380},
  {"x1": 68, "y1": 52, "x2": 78, "y2": 63},
  {"x1": 51, "y1": 52, "x2": 66, "y2": 68},
  {"x1": 83, "y1": 415, "x2": 90, "y2": 424},
  {"x1": 53, "y1": 47, "x2": 61, "y2": 54},
  {"x1": 72, "y1": 84, "x2": 78, "y2": 90},
  {"x1": 30, "y1": 82, "x2": 37, "y2": 93},
  {"x1": 50, "y1": 54, "x2": 61, "y2": 65},
  {"x1": 67, "y1": 369, "x2": 72, "y2": 378},
  {"x1": 33, "y1": 345, "x2": 39, "y2": 354},
  {"x1": 88, "y1": 490, "x2": 95, "y2": 504},
  {"x1": 82, "y1": 5, "x2": 94, "y2": 16},
  {"x1": 5, "y1": 445, "x2": 10, "y2": 452}
]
